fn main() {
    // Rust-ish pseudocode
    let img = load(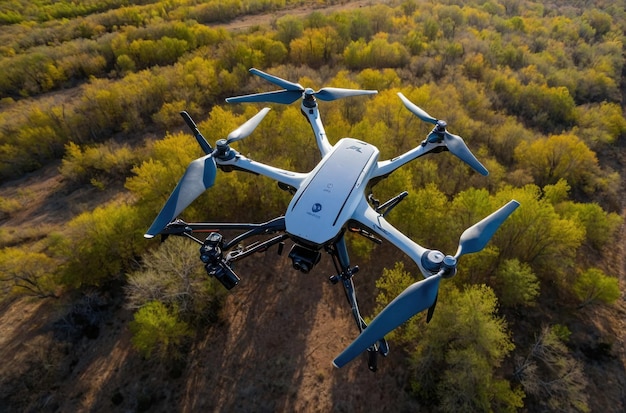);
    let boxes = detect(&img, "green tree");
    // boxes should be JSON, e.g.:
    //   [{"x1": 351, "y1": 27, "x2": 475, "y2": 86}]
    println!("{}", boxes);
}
[
  {"x1": 410, "y1": 285, "x2": 523, "y2": 413},
  {"x1": 573, "y1": 268, "x2": 621, "y2": 308},
  {"x1": 514, "y1": 134, "x2": 600, "y2": 192},
  {"x1": 59, "y1": 141, "x2": 140, "y2": 187},
  {"x1": 126, "y1": 131, "x2": 202, "y2": 218},
  {"x1": 494, "y1": 258, "x2": 539, "y2": 308},
  {"x1": 289, "y1": 27, "x2": 340, "y2": 68},
  {"x1": 373, "y1": 262, "x2": 416, "y2": 341},
  {"x1": 356, "y1": 68, "x2": 401, "y2": 91},
  {"x1": 130, "y1": 301, "x2": 192, "y2": 359},
  {"x1": 576, "y1": 102, "x2": 626, "y2": 148},
  {"x1": 53, "y1": 202, "x2": 144, "y2": 287},
  {"x1": 558, "y1": 201, "x2": 623, "y2": 251},
  {"x1": 343, "y1": 33, "x2": 409, "y2": 70},
  {"x1": 491, "y1": 185, "x2": 585, "y2": 281},
  {"x1": 0, "y1": 247, "x2": 58, "y2": 299},
  {"x1": 275, "y1": 15, "x2": 304, "y2": 47}
]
